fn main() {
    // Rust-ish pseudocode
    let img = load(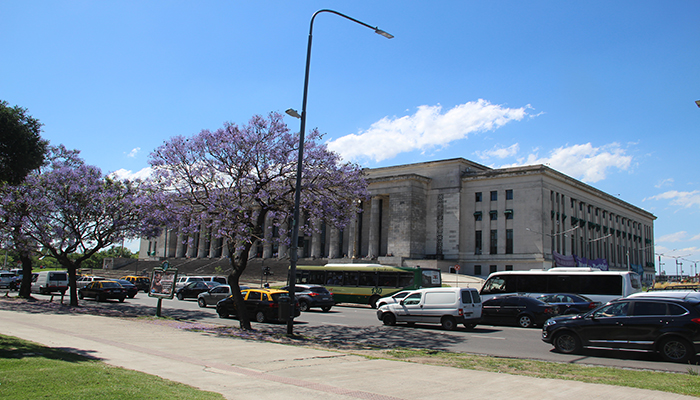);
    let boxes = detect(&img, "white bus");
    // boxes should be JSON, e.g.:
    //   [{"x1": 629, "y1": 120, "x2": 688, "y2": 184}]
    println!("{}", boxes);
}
[{"x1": 479, "y1": 268, "x2": 642, "y2": 303}]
